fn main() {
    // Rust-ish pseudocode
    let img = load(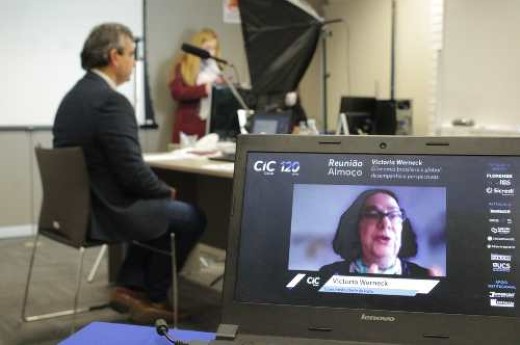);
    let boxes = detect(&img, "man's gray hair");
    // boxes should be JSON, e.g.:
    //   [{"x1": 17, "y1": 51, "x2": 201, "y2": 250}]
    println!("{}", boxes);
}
[{"x1": 80, "y1": 23, "x2": 134, "y2": 70}]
